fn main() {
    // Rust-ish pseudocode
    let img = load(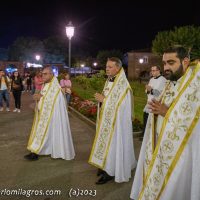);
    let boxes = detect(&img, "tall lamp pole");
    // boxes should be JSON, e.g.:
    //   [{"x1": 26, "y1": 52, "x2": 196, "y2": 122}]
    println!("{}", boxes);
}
[{"x1": 66, "y1": 21, "x2": 75, "y2": 74}]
